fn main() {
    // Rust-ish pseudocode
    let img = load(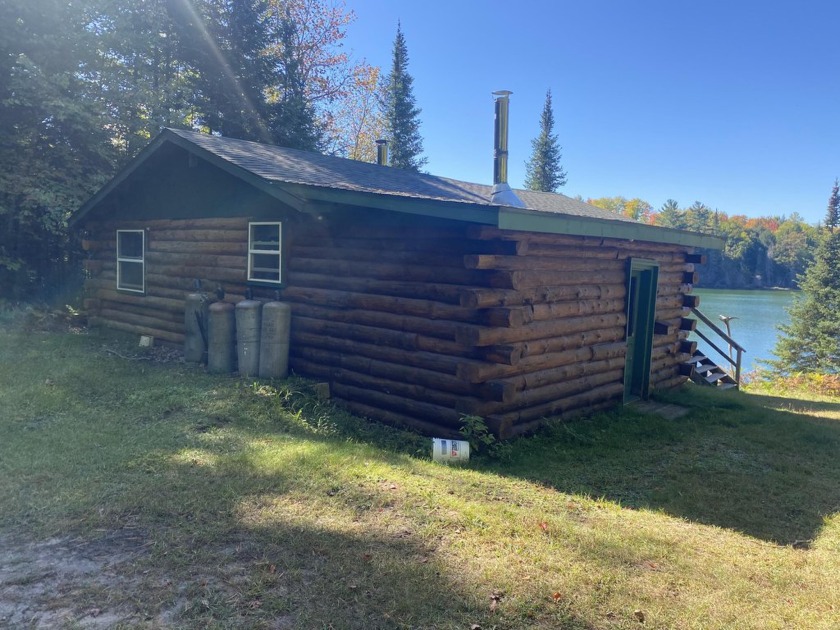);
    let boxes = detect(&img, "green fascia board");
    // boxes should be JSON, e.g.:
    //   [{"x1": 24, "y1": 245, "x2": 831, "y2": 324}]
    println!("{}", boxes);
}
[
  {"x1": 498, "y1": 206, "x2": 724, "y2": 249},
  {"x1": 70, "y1": 129, "x2": 306, "y2": 226}
]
